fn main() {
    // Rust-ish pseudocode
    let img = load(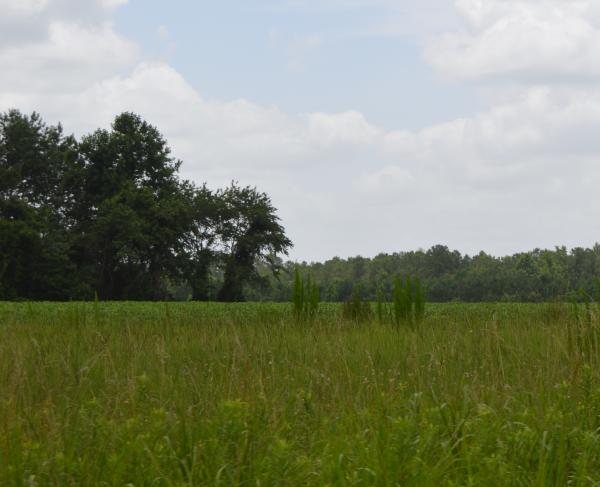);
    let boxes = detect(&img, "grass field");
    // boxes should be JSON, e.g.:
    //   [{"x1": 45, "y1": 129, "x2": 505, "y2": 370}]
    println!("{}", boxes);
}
[{"x1": 2, "y1": 302, "x2": 600, "y2": 486}]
